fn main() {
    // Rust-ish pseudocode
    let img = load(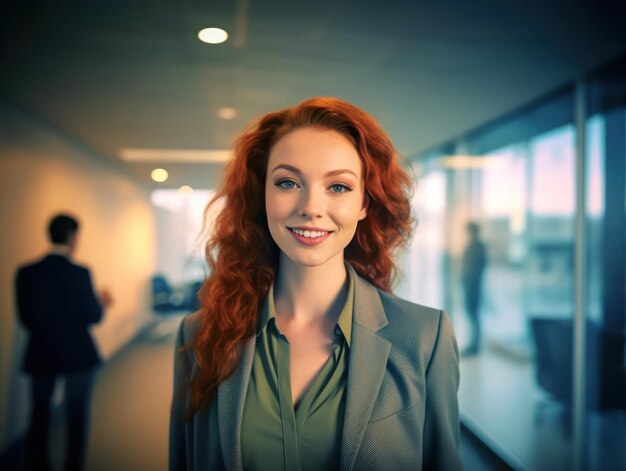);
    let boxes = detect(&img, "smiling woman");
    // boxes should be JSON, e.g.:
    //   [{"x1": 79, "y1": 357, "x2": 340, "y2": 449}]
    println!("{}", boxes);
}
[
  {"x1": 169, "y1": 97, "x2": 462, "y2": 471},
  {"x1": 265, "y1": 128, "x2": 368, "y2": 267}
]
